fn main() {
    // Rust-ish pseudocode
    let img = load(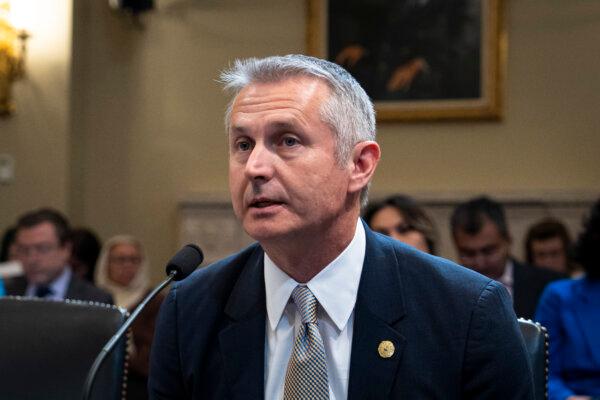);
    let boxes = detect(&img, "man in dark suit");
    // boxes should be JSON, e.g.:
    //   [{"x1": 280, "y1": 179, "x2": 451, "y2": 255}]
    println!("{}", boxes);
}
[
  {"x1": 149, "y1": 55, "x2": 533, "y2": 399},
  {"x1": 450, "y1": 196, "x2": 565, "y2": 319},
  {"x1": 4, "y1": 208, "x2": 113, "y2": 304}
]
